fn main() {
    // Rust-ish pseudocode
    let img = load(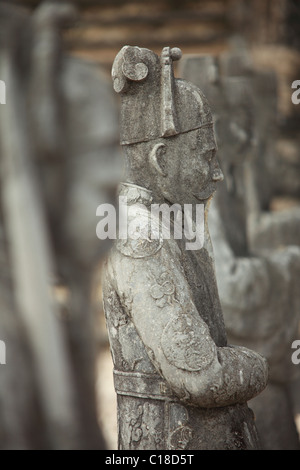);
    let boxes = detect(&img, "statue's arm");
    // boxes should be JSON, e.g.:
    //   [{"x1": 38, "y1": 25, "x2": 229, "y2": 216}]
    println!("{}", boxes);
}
[
  {"x1": 247, "y1": 208, "x2": 300, "y2": 254},
  {"x1": 213, "y1": 229, "x2": 300, "y2": 347},
  {"x1": 209, "y1": 201, "x2": 273, "y2": 339},
  {"x1": 215, "y1": 256, "x2": 273, "y2": 339},
  {"x1": 111, "y1": 243, "x2": 268, "y2": 409}
]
